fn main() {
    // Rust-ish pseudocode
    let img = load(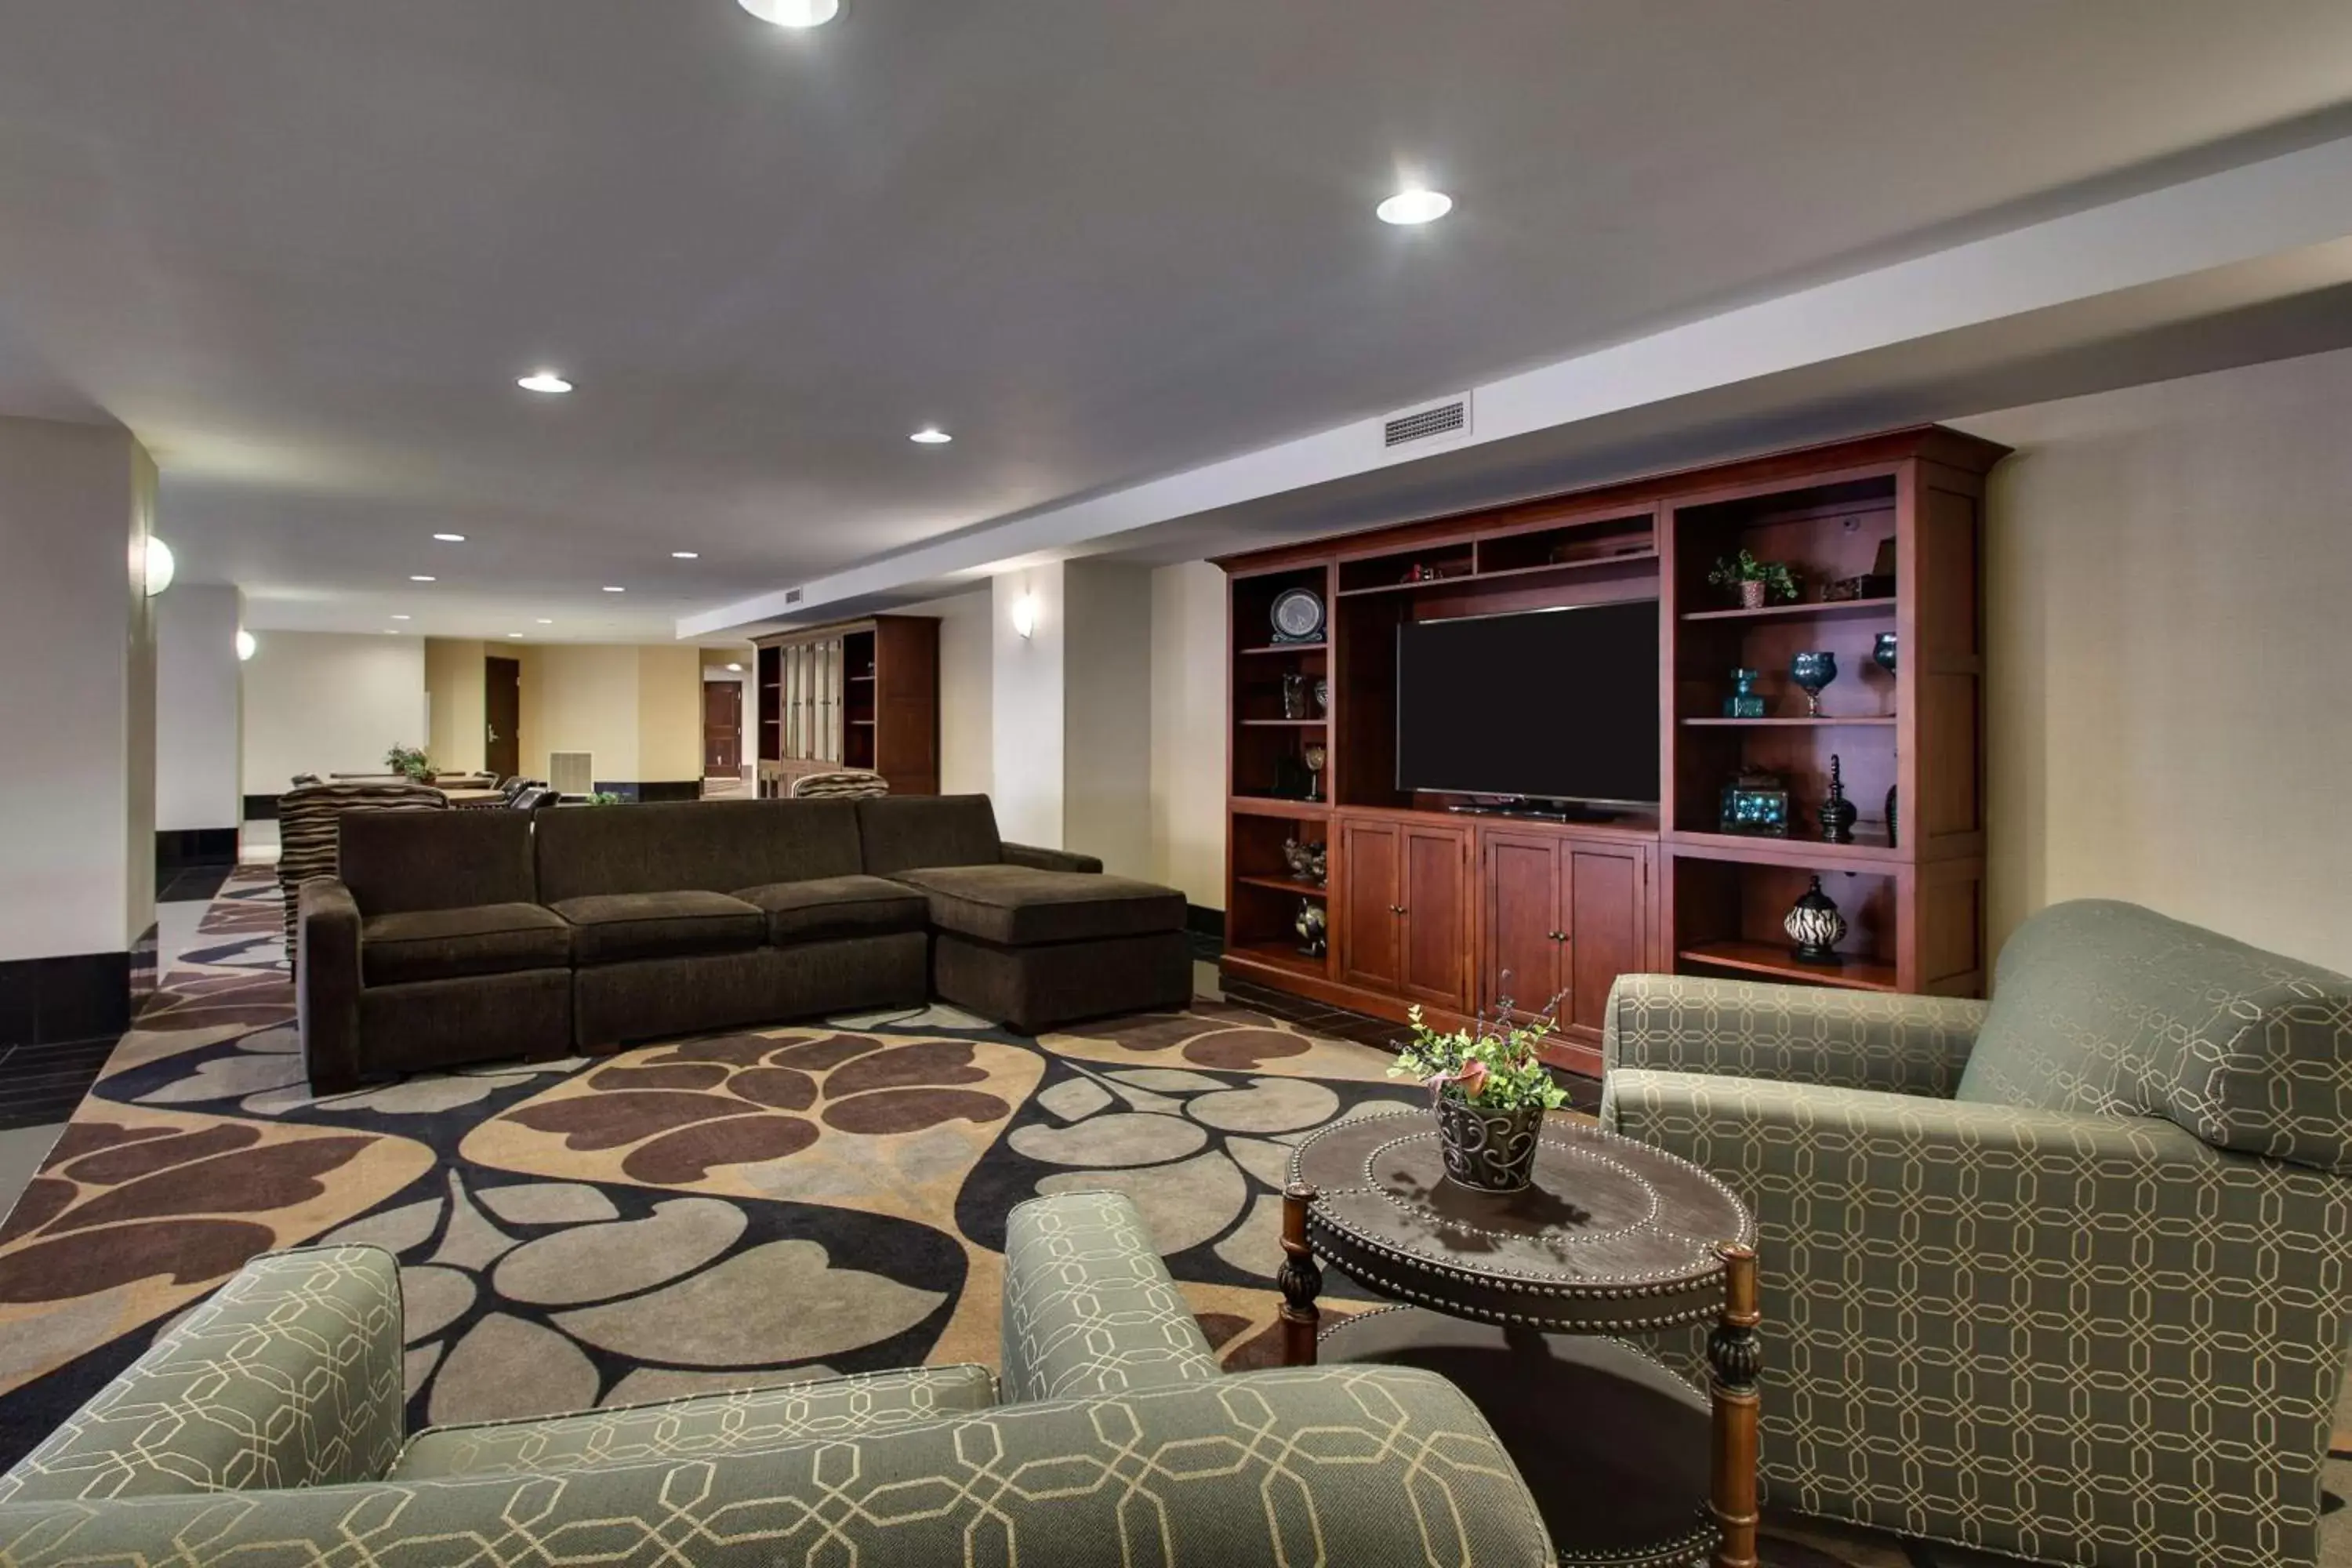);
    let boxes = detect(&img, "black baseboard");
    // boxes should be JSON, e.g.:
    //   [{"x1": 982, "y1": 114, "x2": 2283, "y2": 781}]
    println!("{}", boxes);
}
[
  {"x1": 1185, "y1": 904, "x2": 1225, "y2": 940},
  {"x1": 156, "y1": 827, "x2": 238, "y2": 876},
  {"x1": 592, "y1": 781, "x2": 703, "y2": 804},
  {"x1": 242, "y1": 793, "x2": 281, "y2": 822},
  {"x1": 0, "y1": 949, "x2": 132, "y2": 1049}
]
